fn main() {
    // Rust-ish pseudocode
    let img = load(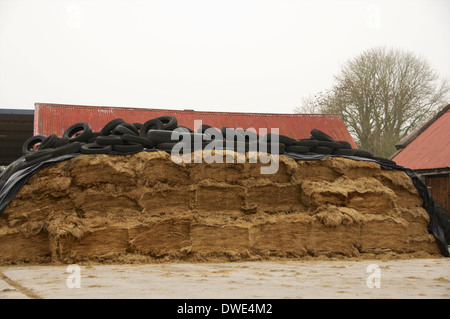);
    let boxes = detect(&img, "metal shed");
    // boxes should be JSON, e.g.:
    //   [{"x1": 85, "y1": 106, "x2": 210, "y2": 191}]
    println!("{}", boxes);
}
[{"x1": 0, "y1": 109, "x2": 34, "y2": 166}]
